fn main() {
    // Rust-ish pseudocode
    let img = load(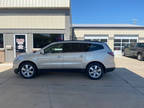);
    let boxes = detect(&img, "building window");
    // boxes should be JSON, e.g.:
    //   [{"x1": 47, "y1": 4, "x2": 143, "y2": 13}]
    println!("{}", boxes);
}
[
  {"x1": 0, "y1": 34, "x2": 3, "y2": 48},
  {"x1": 84, "y1": 35, "x2": 108, "y2": 43},
  {"x1": 33, "y1": 34, "x2": 64, "y2": 48},
  {"x1": 114, "y1": 35, "x2": 138, "y2": 51}
]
